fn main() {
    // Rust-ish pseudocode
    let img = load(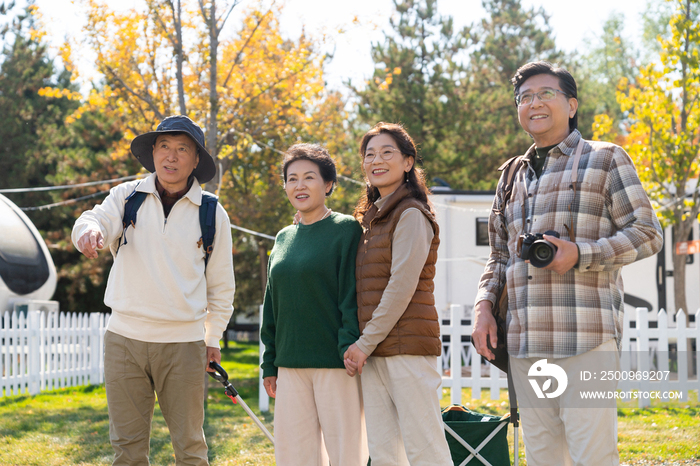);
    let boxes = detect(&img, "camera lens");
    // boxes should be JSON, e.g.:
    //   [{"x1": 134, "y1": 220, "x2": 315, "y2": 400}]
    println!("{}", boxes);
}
[{"x1": 530, "y1": 241, "x2": 556, "y2": 268}]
